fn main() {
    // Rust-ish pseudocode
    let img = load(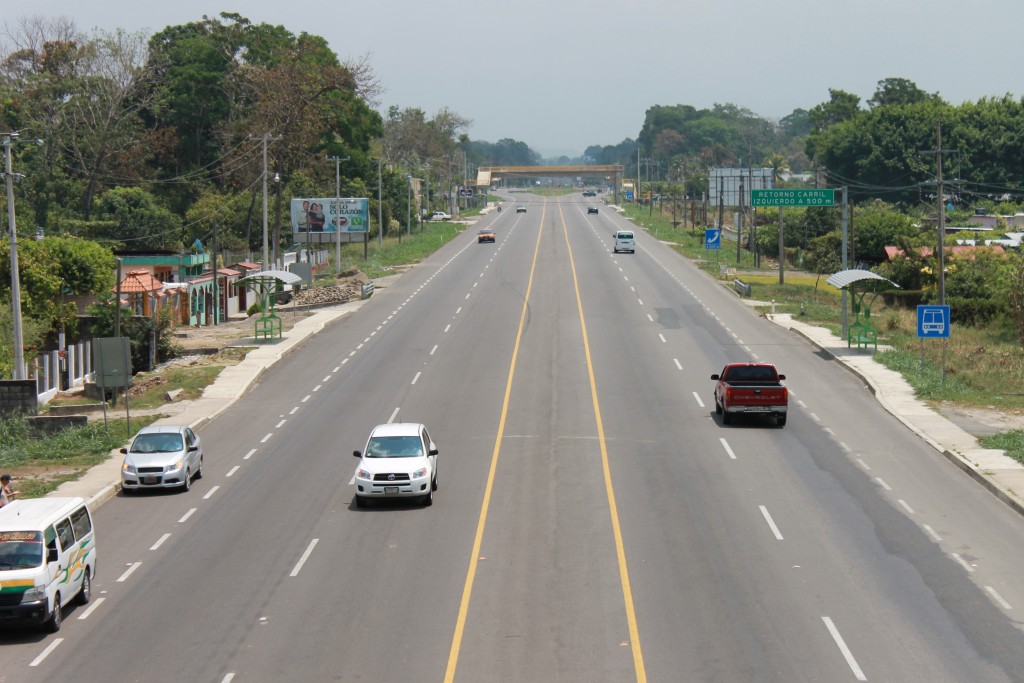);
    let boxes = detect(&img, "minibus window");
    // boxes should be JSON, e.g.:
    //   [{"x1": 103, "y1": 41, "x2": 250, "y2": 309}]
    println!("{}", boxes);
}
[
  {"x1": 55, "y1": 519, "x2": 76, "y2": 550},
  {"x1": 70, "y1": 506, "x2": 92, "y2": 538}
]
